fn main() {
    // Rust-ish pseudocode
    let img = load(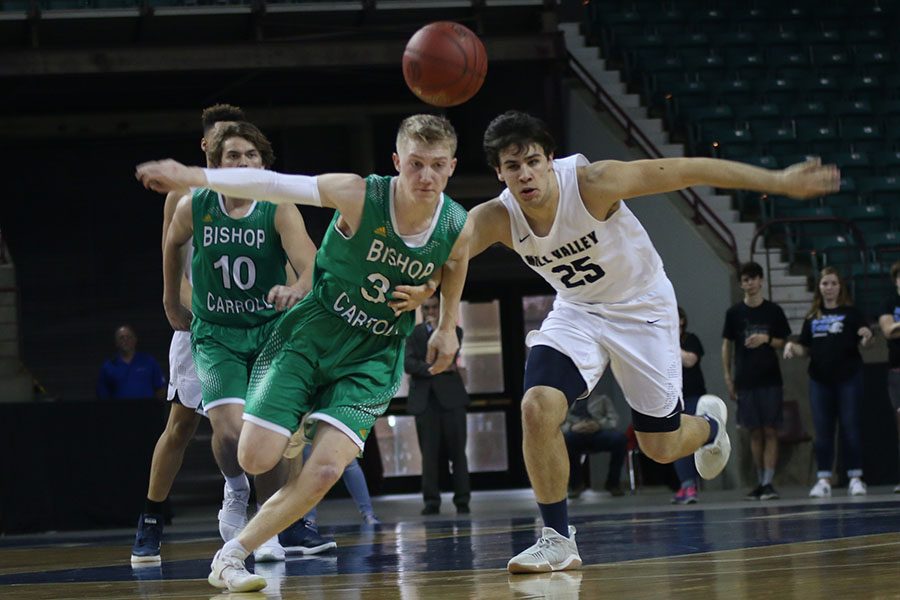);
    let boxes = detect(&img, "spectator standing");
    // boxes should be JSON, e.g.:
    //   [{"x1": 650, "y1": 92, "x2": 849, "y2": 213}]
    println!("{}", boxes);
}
[
  {"x1": 784, "y1": 267, "x2": 872, "y2": 497},
  {"x1": 97, "y1": 325, "x2": 165, "y2": 400},
  {"x1": 672, "y1": 307, "x2": 706, "y2": 504},
  {"x1": 877, "y1": 261, "x2": 900, "y2": 494},
  {"x1": 722, "y1": 262, "x2": 791, "y2": 501},
  {"x1": 404, "y1": 295, "x2": 471, "y2": 516}
]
